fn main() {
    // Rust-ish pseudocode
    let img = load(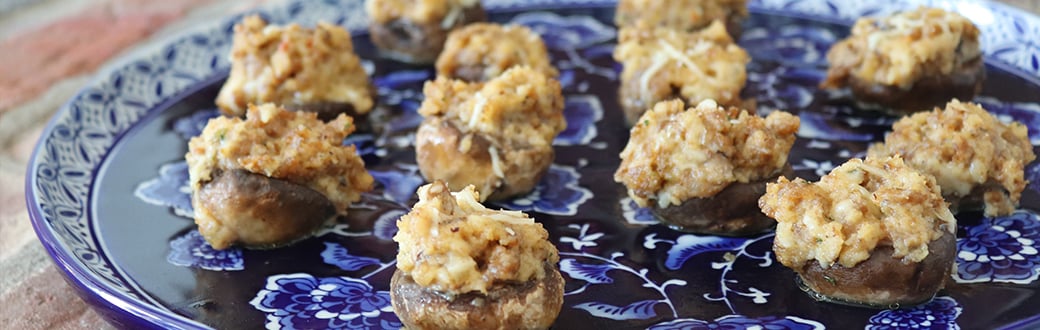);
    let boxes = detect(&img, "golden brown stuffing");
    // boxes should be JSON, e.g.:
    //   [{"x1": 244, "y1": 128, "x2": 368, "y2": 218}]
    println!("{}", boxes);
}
[
  {"x1": 760, "y1": 156, "x2": 956, "y2": 270},
  {"x1": 186, "y1": 103, "x2": 373, "y2": 215},
  {"x1": 614, "y1": 99, "x2": 799, "y2": 208},
  {"x1": 615, "y1": 0, "x2": 748, "y2": 31},
  {"x1": 366, "y1": 0, "x2": 481, "y2": 24},
  {"x1": 821, "y1": 7, "x2": 981, "y2": 89},
  {"x1": 420, "y1": 66, "x2": 565, "y2": 146},
  {"x1": 867, "y1": 100, "x2": 1035, "y2": 216},
  {"x1": 215, "y1": 15, "x2": 373, "y2": 117},
  {"x1": 614, "y1": 21, "x2": 750, "y2": 123},
  {"x1": 436, "y1": 23, "x2": 557, "y2": 81},
  {"x1": 394, "y1": 181, "x2": 559, "y2": 296}
]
